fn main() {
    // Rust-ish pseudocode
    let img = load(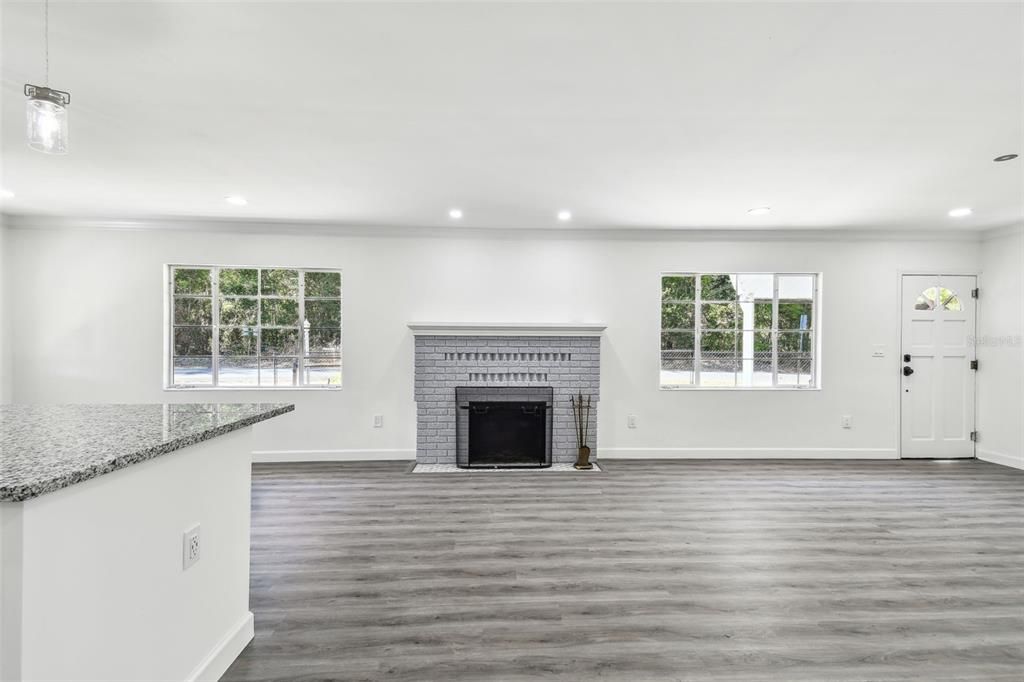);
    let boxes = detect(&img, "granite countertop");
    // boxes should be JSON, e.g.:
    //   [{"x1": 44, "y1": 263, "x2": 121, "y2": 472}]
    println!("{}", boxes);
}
[{"x1": 0, "y1": 403, "x2": 294, "y2": 502}]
